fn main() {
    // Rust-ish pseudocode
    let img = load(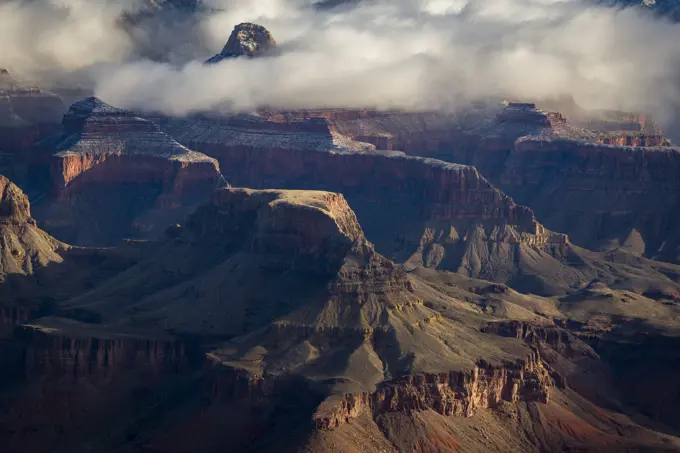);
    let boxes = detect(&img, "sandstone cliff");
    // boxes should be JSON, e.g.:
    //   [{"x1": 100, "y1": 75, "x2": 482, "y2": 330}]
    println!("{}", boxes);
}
[
  {"x1": 313, "y1": 352, "x2": 551, "y2": 430},
  {"x1": 33, "y1": 97, "x2": 225, "y2": 245}
]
